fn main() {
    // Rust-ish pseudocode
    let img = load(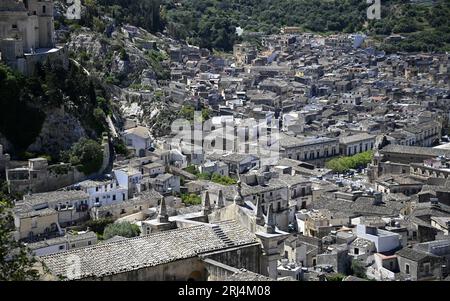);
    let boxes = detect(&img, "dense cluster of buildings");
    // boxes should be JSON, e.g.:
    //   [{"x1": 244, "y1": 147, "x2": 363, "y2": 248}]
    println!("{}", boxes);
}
[{"x1": 1, "y1": 2, "x2": 450, "y2": 282}]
